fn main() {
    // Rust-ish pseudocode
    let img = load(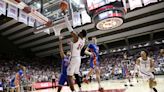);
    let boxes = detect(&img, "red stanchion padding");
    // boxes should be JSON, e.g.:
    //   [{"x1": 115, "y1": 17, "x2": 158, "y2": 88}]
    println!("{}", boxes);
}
[
  {"x1": 45, "y1": 20, "x2": 53, "y2": 27},
  {"x1": 15, "y1": 0, "x2": 21, "y2": 3},
  {"x1": 23, "y1": 7, "x2": 31, "y2": 14}
]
